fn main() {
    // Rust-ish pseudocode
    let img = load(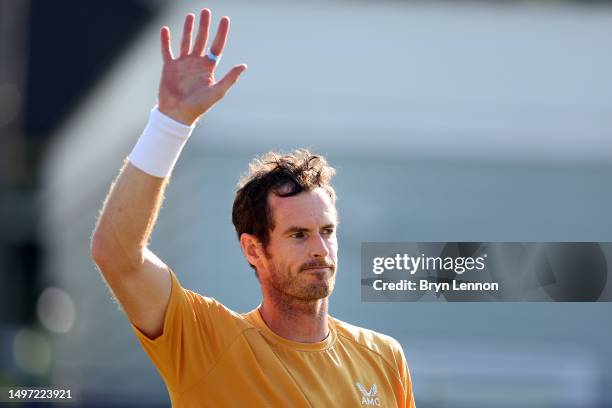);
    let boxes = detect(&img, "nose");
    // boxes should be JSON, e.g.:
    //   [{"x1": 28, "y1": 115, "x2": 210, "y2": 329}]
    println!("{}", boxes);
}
[{"x1": 310, "y1": 233, "x2": 330, "y2": 259}]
